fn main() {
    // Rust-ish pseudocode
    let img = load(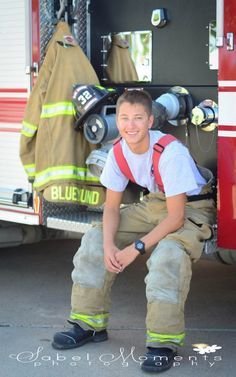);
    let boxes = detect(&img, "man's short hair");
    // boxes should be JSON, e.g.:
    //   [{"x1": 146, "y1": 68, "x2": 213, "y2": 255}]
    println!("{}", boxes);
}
[{"x1": 116, "y1": 90, "x2": 153, "y2": 116}]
